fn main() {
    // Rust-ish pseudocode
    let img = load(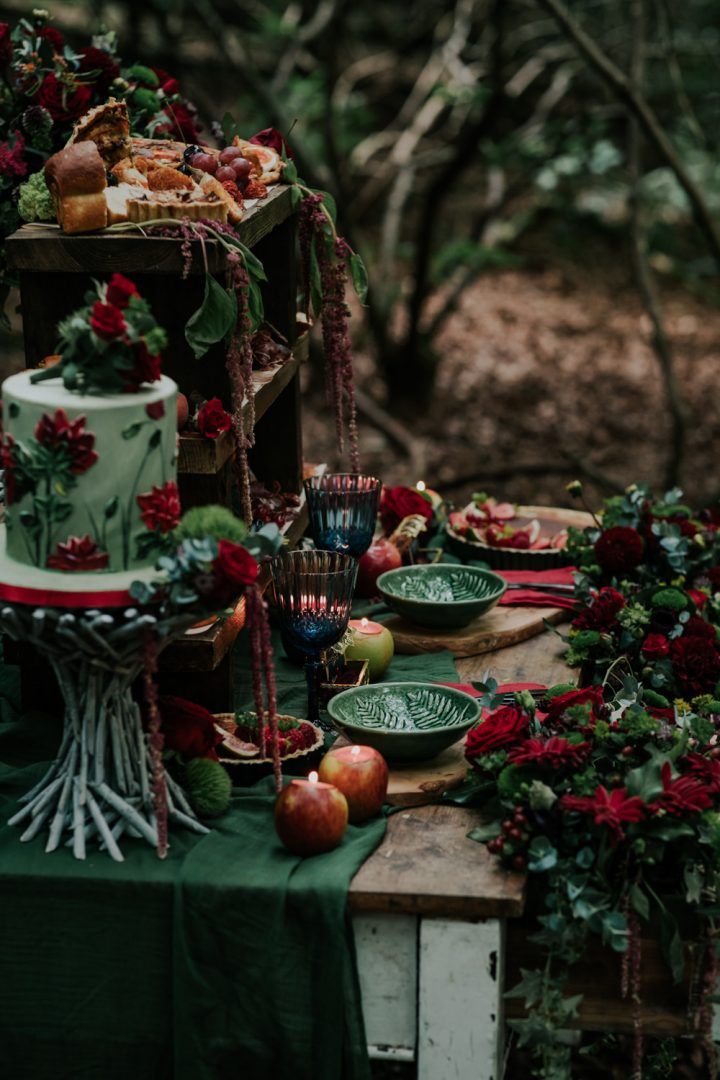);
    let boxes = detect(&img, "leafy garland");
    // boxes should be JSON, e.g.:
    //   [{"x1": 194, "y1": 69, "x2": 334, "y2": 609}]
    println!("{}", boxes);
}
[{"x1": 459, "y1": 484, "x2": 720, "y2": 1078}]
